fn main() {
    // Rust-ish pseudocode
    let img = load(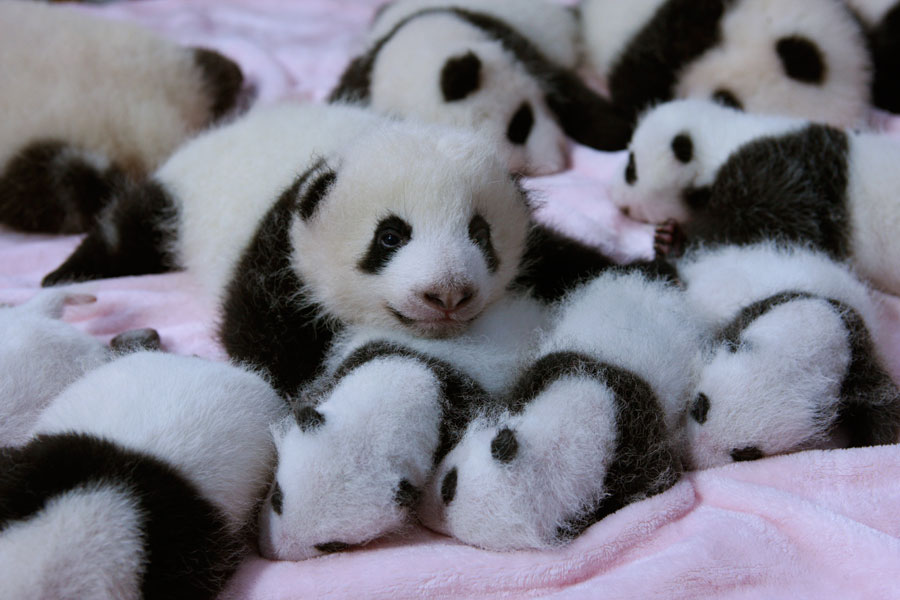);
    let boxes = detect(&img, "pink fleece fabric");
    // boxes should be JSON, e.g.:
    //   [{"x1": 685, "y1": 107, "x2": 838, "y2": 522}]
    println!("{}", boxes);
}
[{"x1": 2, "y1": 1, "x2": 900, "y2": 598}]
